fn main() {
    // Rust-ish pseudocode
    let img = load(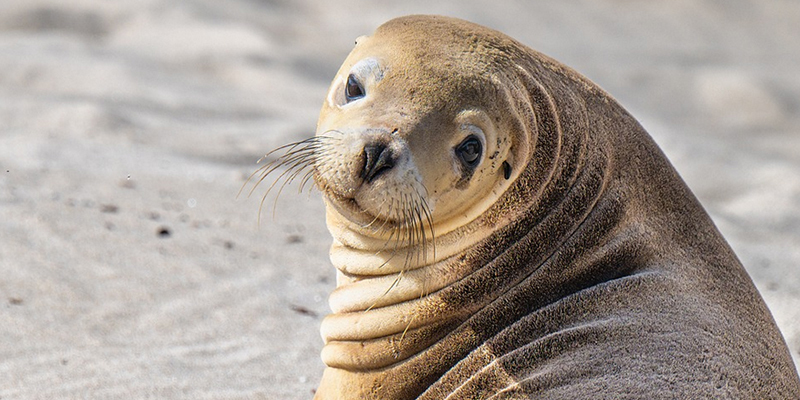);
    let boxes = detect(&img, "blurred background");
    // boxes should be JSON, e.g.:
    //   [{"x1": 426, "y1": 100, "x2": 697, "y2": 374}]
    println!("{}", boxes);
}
[{"x1": 1, "y1": 0, "x2": 798, "y2": 398}]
